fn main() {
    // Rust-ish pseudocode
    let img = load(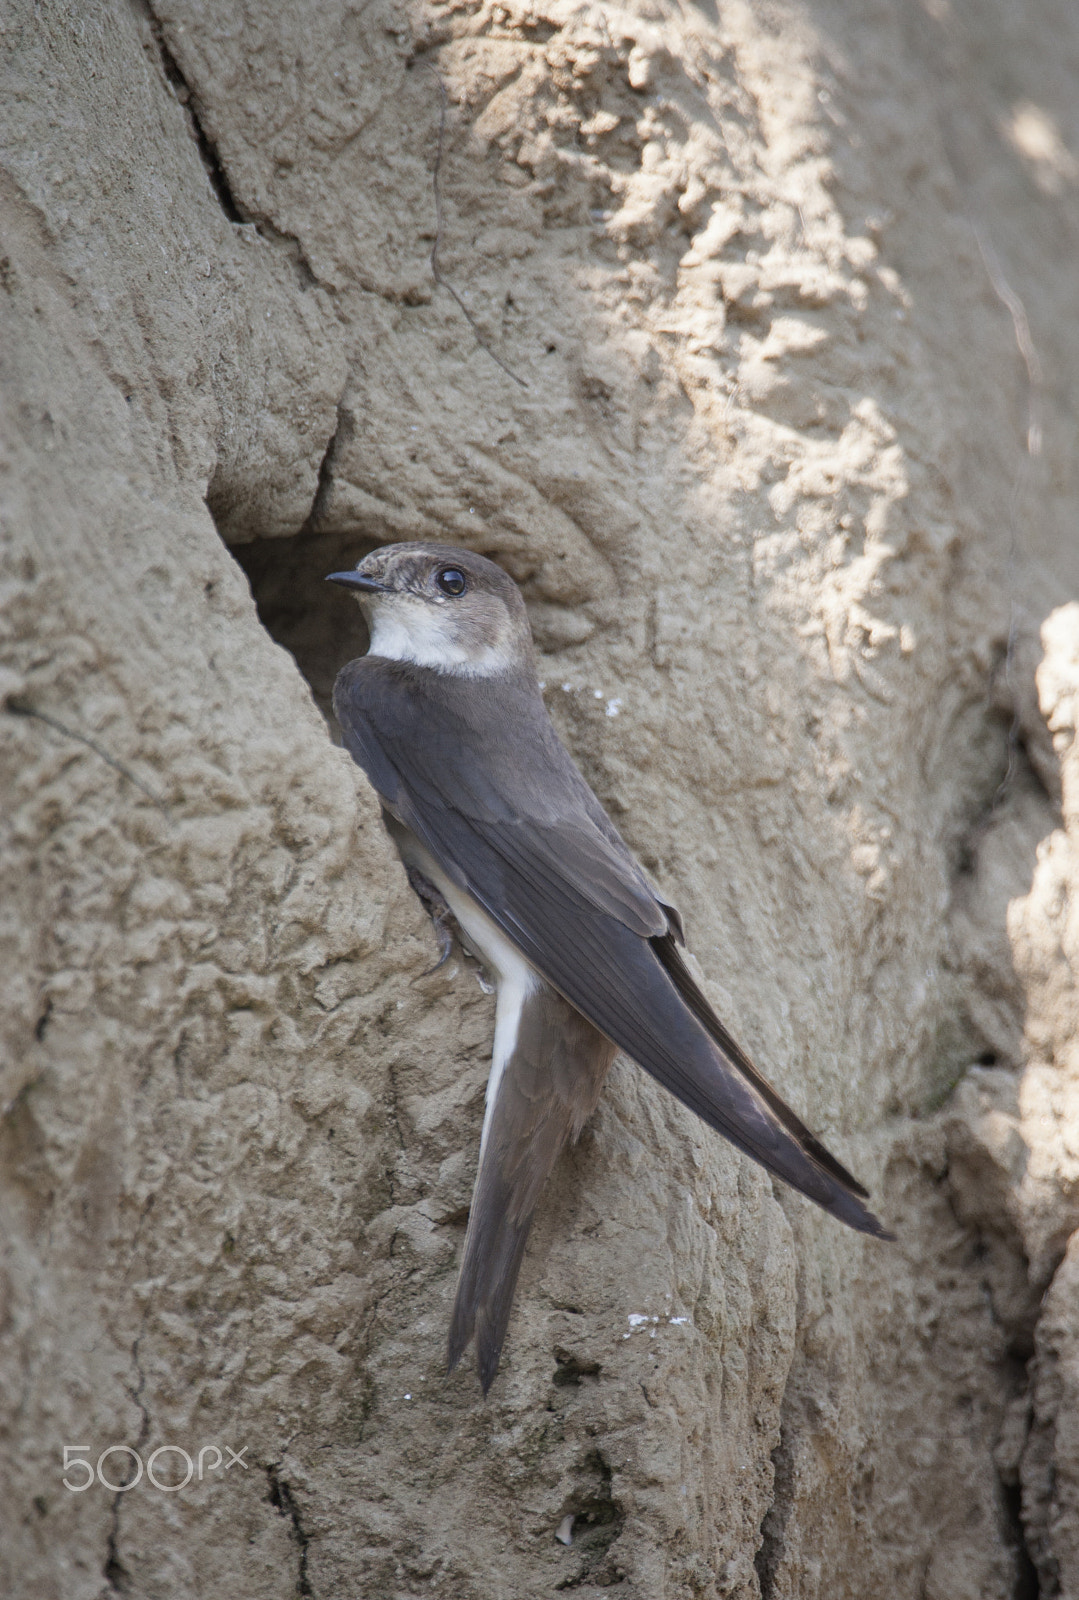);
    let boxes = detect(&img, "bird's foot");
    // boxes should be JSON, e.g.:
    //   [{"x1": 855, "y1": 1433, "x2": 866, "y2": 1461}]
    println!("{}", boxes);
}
[{"x1": 405, "y1": 866, "x2": 458, "y2": 976}]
